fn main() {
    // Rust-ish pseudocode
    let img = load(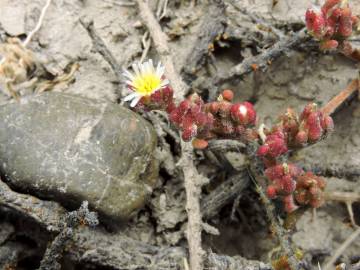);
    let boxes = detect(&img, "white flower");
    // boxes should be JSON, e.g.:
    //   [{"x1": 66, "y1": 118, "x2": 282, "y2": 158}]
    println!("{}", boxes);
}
[{"x1": 123, "y1": 59, "x2": 169, "y2": 107}]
